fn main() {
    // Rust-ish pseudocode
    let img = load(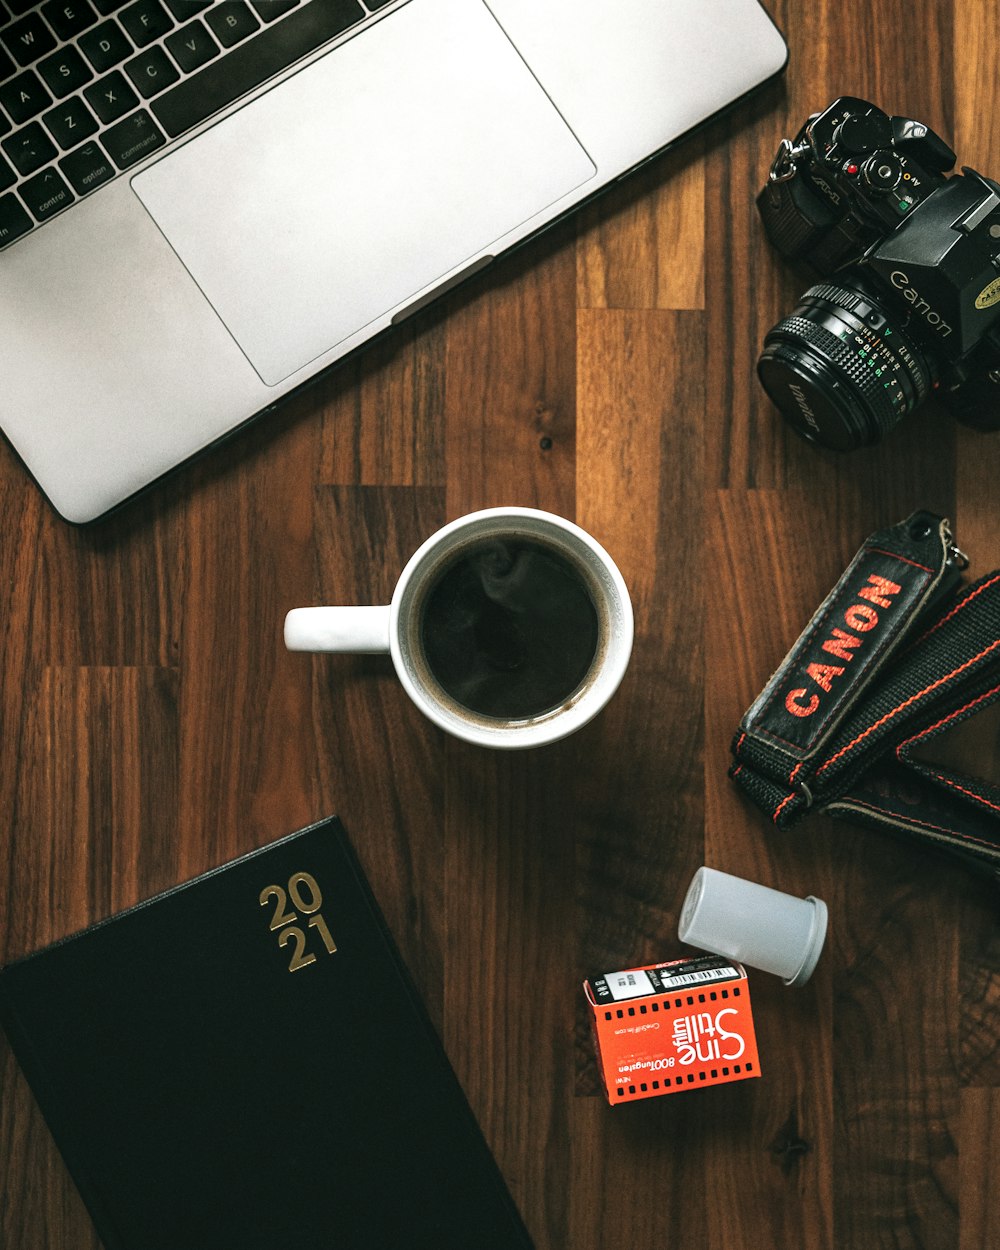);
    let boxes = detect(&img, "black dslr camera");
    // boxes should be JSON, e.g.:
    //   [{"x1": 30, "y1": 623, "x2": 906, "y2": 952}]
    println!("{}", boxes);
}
[{"x1": 756, "y1": 97, "x2": 1000, "y2": 450}]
